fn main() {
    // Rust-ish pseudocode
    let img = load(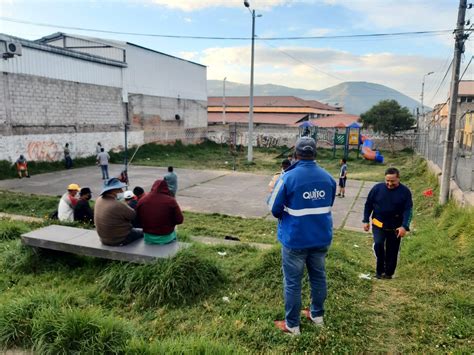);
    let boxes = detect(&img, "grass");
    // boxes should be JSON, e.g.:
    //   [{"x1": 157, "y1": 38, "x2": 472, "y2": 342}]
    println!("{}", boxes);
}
[
  {"x1": 1, "y1": 140, "x2": 414, "y2": 181},
  {"x1": 0, "y1": 153, "x2": 472, "y2": 352}
]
